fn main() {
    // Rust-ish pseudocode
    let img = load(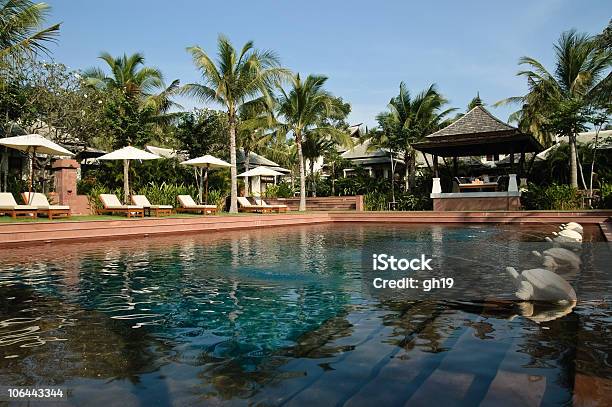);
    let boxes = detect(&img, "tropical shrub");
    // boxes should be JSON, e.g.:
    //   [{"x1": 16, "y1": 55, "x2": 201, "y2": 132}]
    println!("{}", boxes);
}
[
  {"x1": 364, "y1": 192, "x2": 388, "y2": 211},
  {"x1": 85, "y1": 184, "x2": 122, "y2": 211},
  {"x1": 396, "y1": 192, "x2": 432, "y2": 211},
  {"x1": 521, "y1": 183, "x2": 583, "y2": 210},
  {"x1": 206, "y1": 189, "x2": 227, "y2": 210},
  {"x1": 136, "y1": 182, "x2": 198, "y2": 206},
  {"x1": 264, "y1": 182, "x2": 295, "y2": 198},
  {"x1": 598, "y1": 183, "x2": 612, "y2": 209}
]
